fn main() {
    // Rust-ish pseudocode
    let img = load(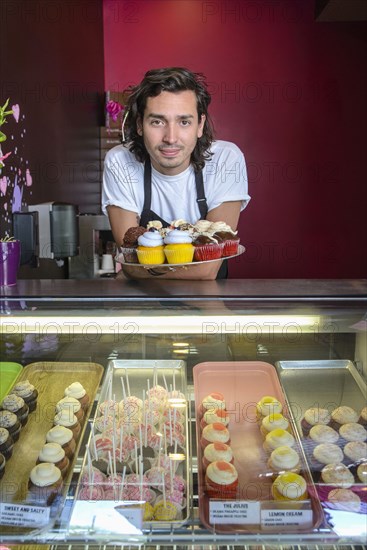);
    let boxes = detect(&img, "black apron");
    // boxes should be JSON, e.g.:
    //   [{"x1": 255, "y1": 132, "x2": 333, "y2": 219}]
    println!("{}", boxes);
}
[{"x1": 140, "y1": 159, "x2": 228, "y2": 279}]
